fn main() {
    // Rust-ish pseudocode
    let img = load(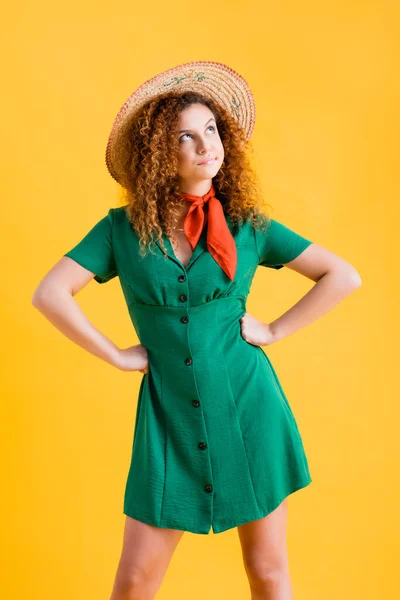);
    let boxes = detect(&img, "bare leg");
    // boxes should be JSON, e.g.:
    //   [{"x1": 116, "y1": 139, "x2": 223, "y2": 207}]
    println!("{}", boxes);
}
[
  {"x1": 237, "y1": 499, "x2": 293, "y2": 600},
  {"x1": 109, "y1": 515, "x2": 185, "y2": 600}
]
